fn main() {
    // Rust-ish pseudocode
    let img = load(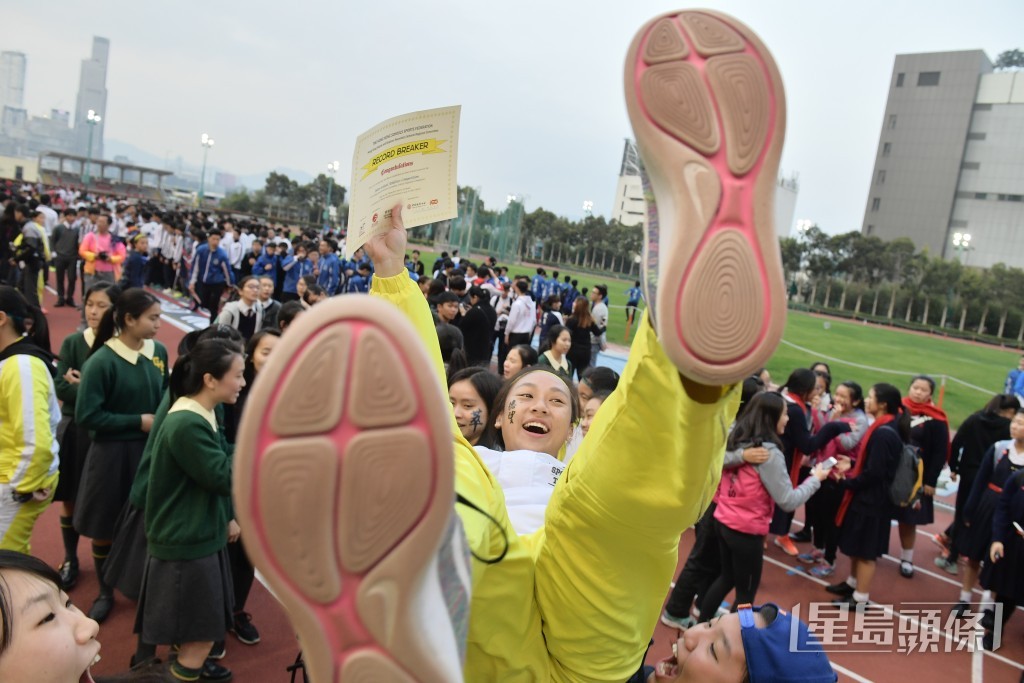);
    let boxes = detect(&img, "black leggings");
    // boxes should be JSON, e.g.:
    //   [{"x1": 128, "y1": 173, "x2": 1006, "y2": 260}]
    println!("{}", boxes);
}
[
  {"x1": 665, "y1": 503, "x2": 720, "y2": 618},
  {"x1": 698, "y1": 519, "x2": 764, "y2": 621},
  {"x1": 807, "y1": 479, "x2": 843, "y2": 564},
  {"x1": 228, "y1": 539, "x2": 255, "y2": 613}
]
